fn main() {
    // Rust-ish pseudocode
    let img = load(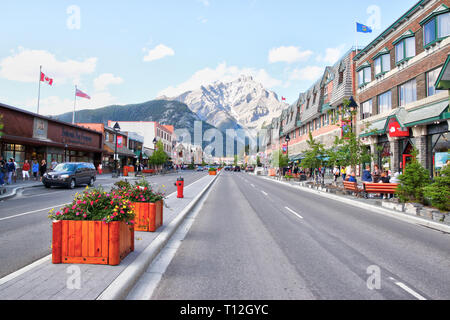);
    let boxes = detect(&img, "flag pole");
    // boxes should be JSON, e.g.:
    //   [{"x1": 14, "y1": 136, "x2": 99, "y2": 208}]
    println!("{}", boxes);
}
[
  {"x1": 72, "y1": 85, "x2": 77, "y2": 124},
  {"x1": 37, "y1": 65, "x2": 42, "y2": 114}
]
